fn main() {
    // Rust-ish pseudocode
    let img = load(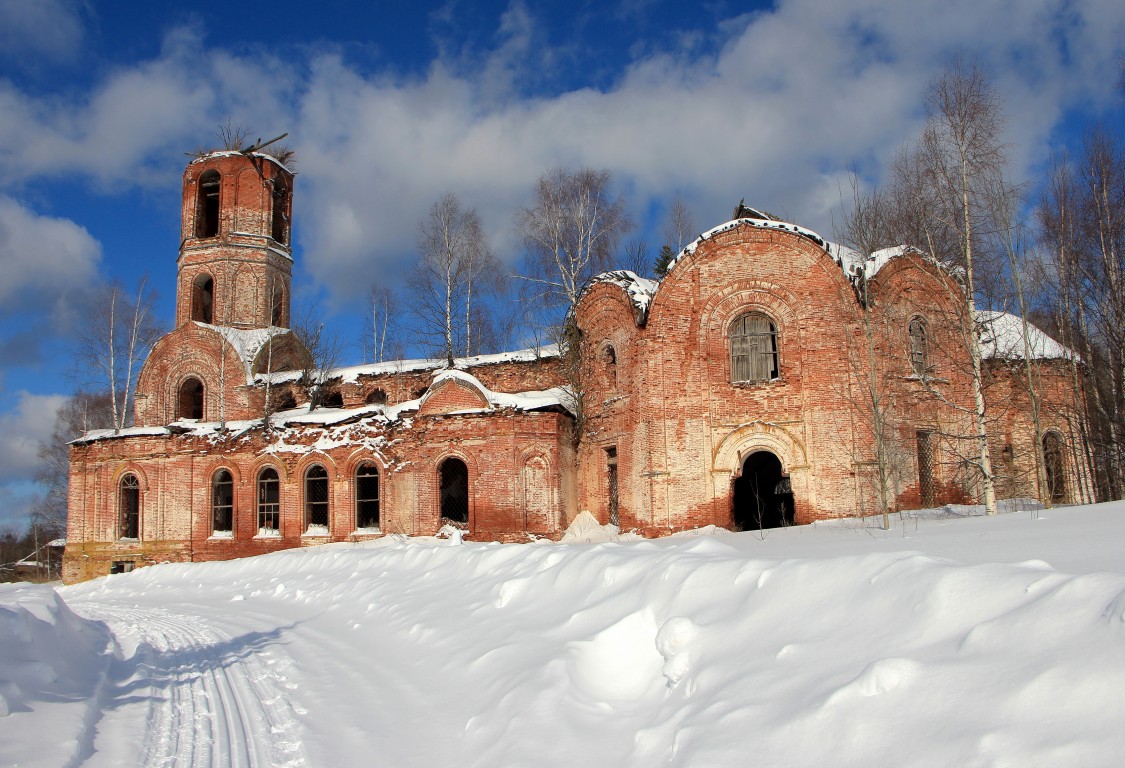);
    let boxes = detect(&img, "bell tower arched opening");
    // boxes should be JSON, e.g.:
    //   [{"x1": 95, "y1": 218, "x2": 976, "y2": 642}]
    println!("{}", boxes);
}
[
  {"x1": 196, "y1": 170, "x2": 221, "y2": 238},
  {"x1": 733, "y1": 450, "x2": 793, "y2": 530}
]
